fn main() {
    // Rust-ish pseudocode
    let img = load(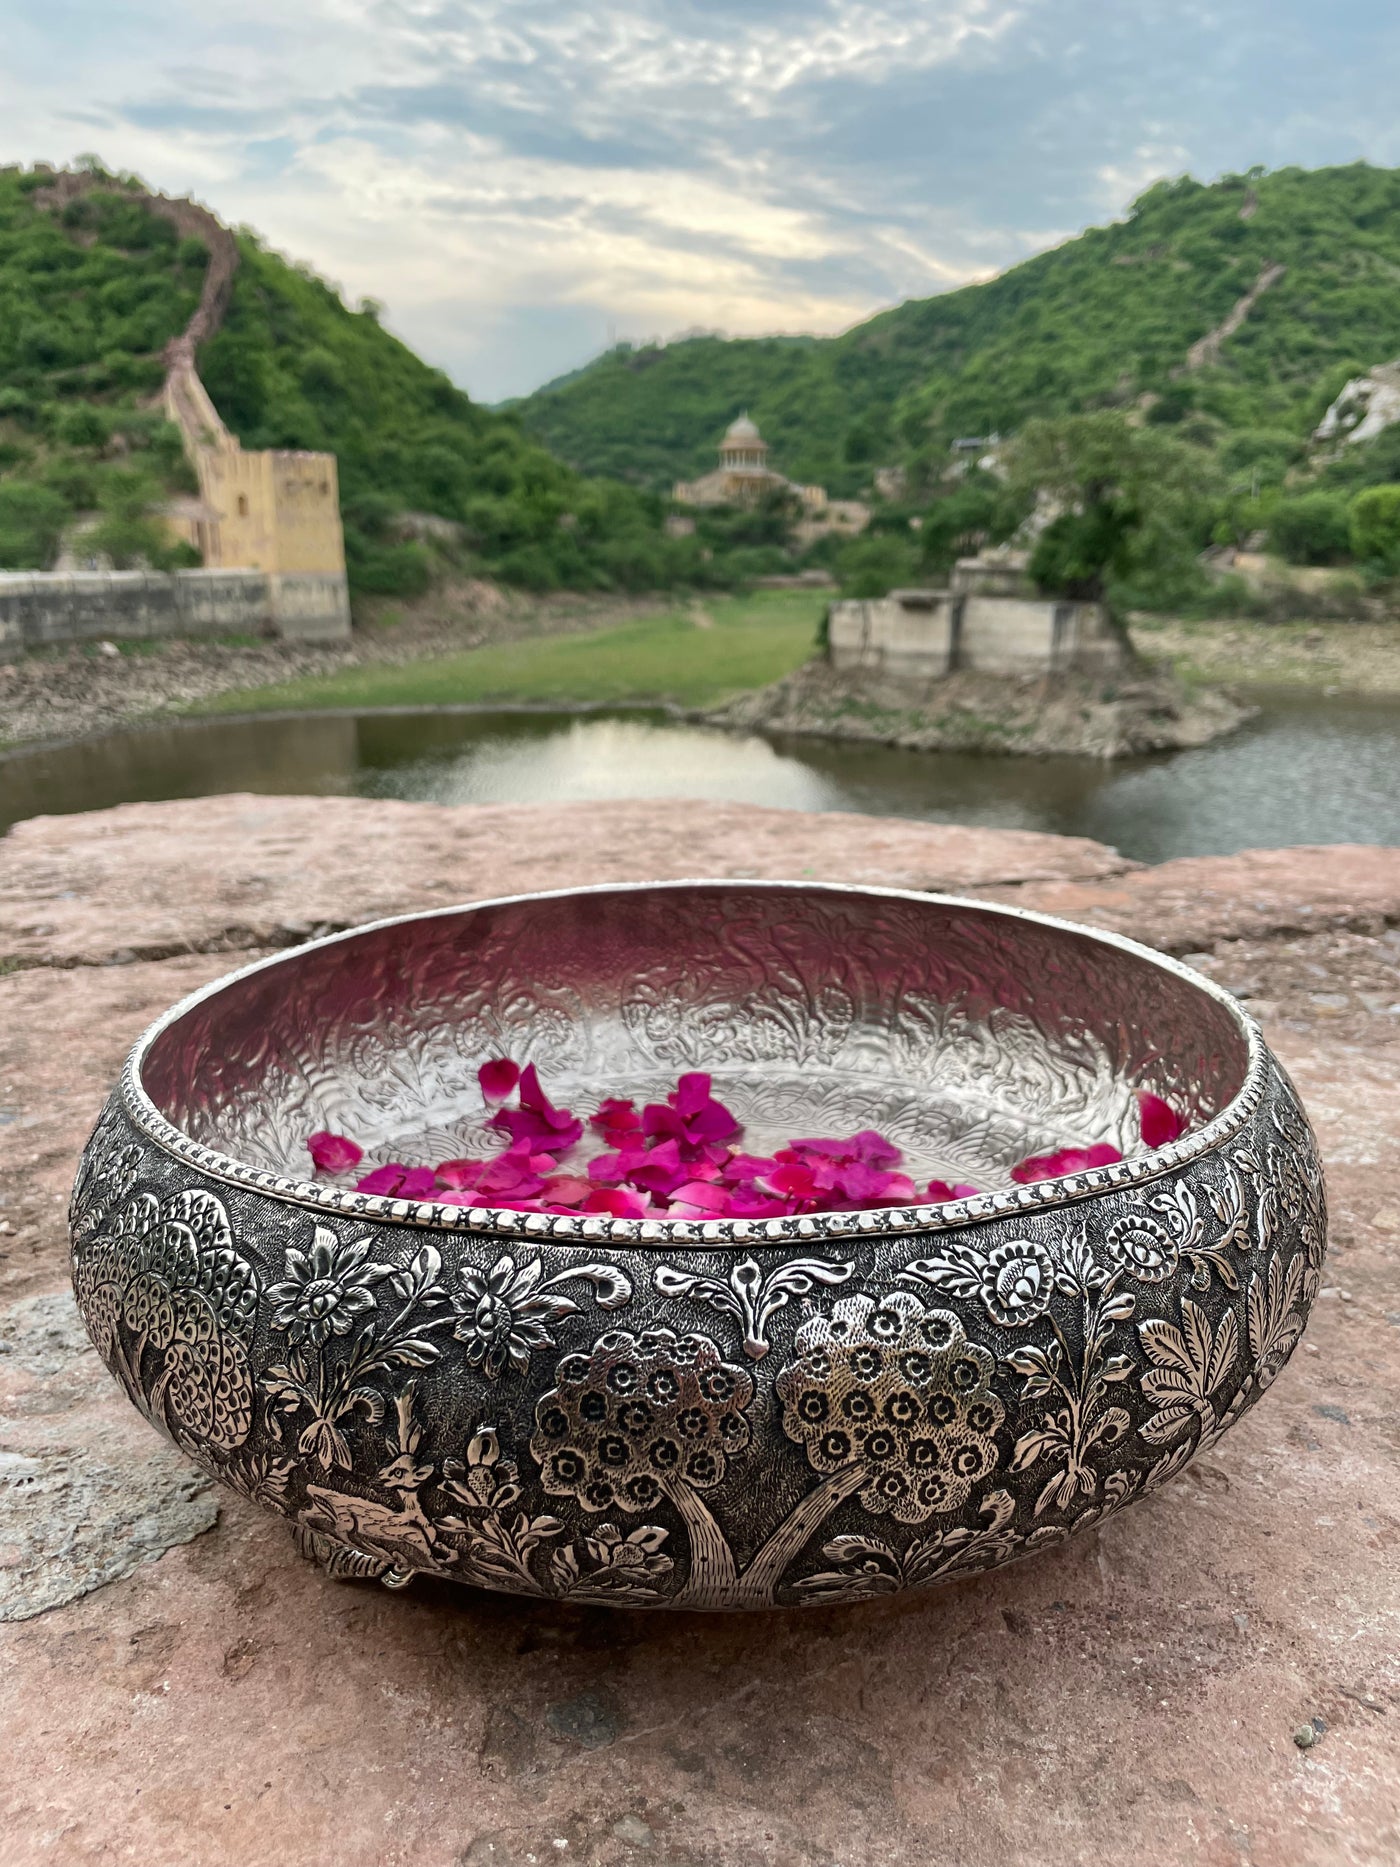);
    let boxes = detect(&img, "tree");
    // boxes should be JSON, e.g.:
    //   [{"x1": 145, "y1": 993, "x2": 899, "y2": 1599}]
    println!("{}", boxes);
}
[
  {"x1": 1007, "y1": 411, "x2": 1220, "y2": 601},
  {"x1": 531, "y1": 1326, "x2": 754, "y2": 1607}
]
